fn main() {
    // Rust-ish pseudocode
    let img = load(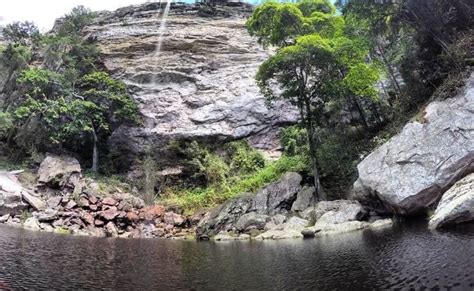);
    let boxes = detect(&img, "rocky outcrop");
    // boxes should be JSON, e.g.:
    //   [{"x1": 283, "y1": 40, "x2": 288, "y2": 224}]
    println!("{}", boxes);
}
[
  {"x1": 353, "y1": 73, "x2": 474, "y2": 215},
  {"x1": 37, "y1": 155, "x2": 82, "y2": 189},
  {"x1": 429, "y1": 173, "x2": 474, "y2": 229},
  {"x1": 83, "y1": 3, "x2": 298, "y2": 167}
]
